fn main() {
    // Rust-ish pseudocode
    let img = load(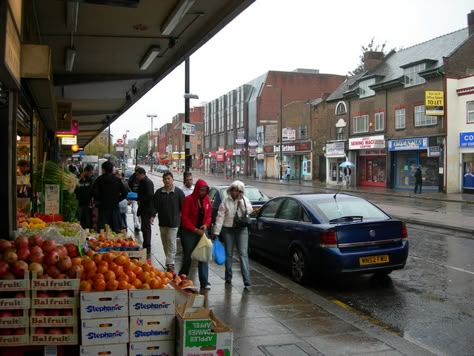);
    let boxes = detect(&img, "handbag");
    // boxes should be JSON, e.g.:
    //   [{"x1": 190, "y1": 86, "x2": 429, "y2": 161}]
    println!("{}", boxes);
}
[
  {"x1": 212, "y1": 239, "x2": 226, "y2": 265},
  {"x1": 232, "y1": 200, "x2": 251, "y2": 228},
  {"x1": 191, "y1": 232, "x2": 213, "y2": 262}
]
